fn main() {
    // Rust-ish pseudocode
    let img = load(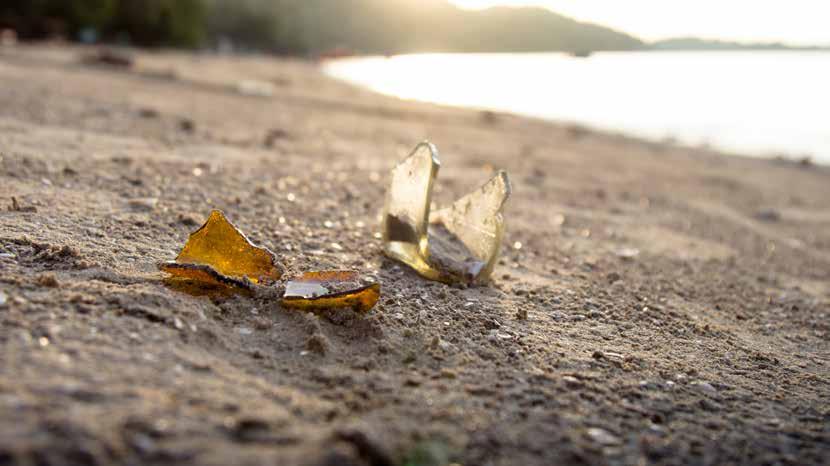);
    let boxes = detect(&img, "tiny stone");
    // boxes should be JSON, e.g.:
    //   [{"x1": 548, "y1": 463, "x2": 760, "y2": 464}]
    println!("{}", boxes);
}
[
  {"x1": 0, "y1": 291, "x2": 6, "y2": 307},
  {"x1": 586, "y1": 428, "x2": 621, "y2": 446},
  {"x1": 36, "y1": 273, "x2": 60, "y2": 288},
  {"x1": 178, "y1": 213, "x2": 200, "y2": 226},
  {"x1": 138, "y1": 107, "x2": 159, "y2": 118},
  {"x1": 615, "y1": 247, "x2": 640, "y2": 259},
  {"x1": 306, "y1": 333, "x2": 330, "y2": 355},
  {"x1": 691, "y1": 380, "x2": 717, "y2": 394},
  {"x1": 550, "y1": 311, "x2": 566, "y2": 321},
  {"x1": 128, "y1": 197, "x2": 158, "y2": 211},
  {"x1": 179, "y1": 118, "x2": 195, "y2": 132},
  {"x1": 430, "y1": 336, "x2": 440, "y2": 349},
  {"x1": 755, "y1": 208, "x2": 781, "y2": 222},
  {"x1": 440, "y1": 368, "x2": 457, "y2": 379}
]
